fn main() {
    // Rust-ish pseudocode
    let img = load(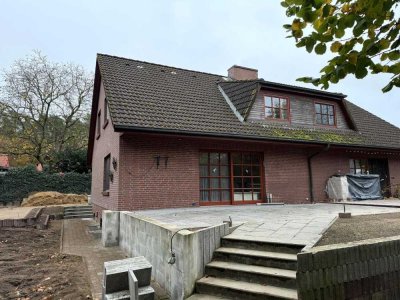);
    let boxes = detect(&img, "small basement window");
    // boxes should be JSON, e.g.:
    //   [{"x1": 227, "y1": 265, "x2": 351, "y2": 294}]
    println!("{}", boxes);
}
[
  {"x1": 264, "y1": 96, "x2": 289, "y2": 120},
  {"x1": 315, "y1": 103, "x2": 335, "y2": 126}
]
